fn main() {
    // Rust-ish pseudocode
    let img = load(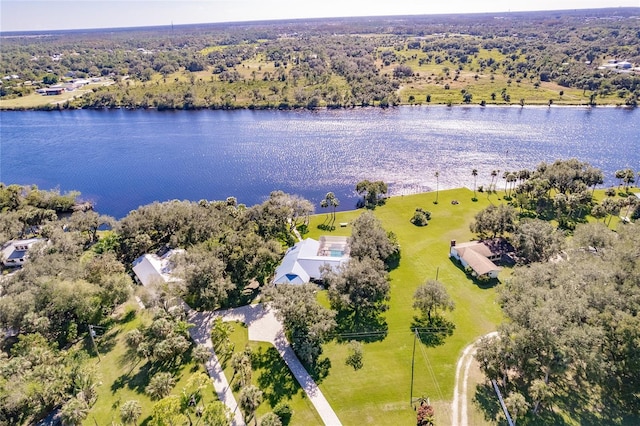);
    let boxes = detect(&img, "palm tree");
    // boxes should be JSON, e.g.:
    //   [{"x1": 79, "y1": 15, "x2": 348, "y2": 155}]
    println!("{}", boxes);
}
[
  {"x1": 489, "y1": 169, "x2": 499, "y2": 194},
  {"x1": 622, "y1": 168, "x2": 635, "y2": 192},
  {"x1": 239, "y1": 385, "x2": 263, "y2": 425},
  {"x1": 623, "y1": 196, "x2": 638, "y2": 221},
  {"x1": 472, "y1": 169, "x2": 478, "y2": 199},
  {"x1": 145, "y1": 372, "x2": 175, "y2": 400},
  {"x1": 231, "y1": 351, "x2": 252, "y2": 387},
  {"x1": 434, "y1": 171, "x2": 440, "y2": 204},
  {"x1": 506, "y1": 172, "x2": 518, "y2": 198},
  {"x1": 60, "y1": 397, "x2": 89, "y2": 426},
  {"x1": 120, "y1": 400, "x2": 142, "y2": 425},
  {"x1": 323, "y1": 192, "x2": 340, "y2": 228}
]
